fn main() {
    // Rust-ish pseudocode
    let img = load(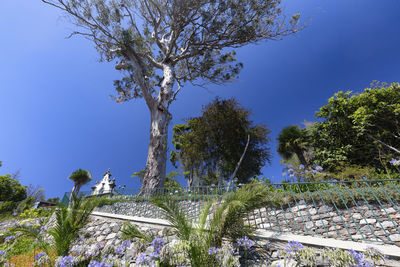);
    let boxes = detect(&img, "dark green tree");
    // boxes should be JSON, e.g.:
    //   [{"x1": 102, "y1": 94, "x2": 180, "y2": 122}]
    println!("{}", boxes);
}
[
  {"x1": 277, "y1": 125, "x2": 309, "y2": 167},
  {"x1": 43, "y1": 0, "x2": 301, "y2": 192},
  {"x1": 0, "y1": 175, "x2": 27, "y2": 213},
  {"x1": 171, "y1": 98, "x2": 271, "y2": 185},
  {"x1": 0, "y1": 175, "x2": 27, "y2": 203}
]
